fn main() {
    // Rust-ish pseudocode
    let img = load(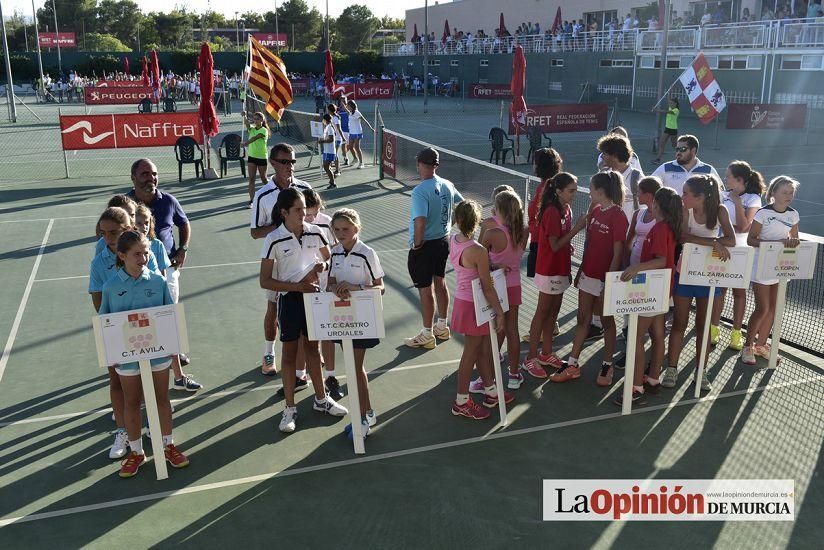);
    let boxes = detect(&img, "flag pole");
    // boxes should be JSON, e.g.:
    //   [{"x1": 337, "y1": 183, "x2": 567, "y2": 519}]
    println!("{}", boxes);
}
[
  {"x1": 650, "y1": 77, "x2": 680, "y2": 111},
  {"x1": 242, "y1": 36, "x2": 251, "y2": 142},
  {"x1": 653, "y1": 0, "x2": 671, "y2": 128}
]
